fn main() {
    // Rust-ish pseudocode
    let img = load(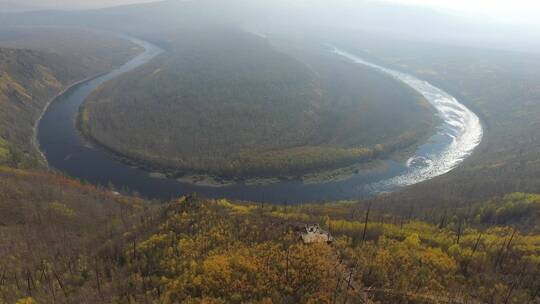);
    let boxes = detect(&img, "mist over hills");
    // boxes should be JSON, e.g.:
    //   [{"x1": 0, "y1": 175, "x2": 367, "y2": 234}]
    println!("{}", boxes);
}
[
  {"x1": 0, "y1": 1, "x2": 490, "y2": 36},
  {"x1": 1, "y1": 0, "x2": 537, "y2": 53},
  {"x1": 0, "y1": 0, "x2": 239, "y2": 36}
]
